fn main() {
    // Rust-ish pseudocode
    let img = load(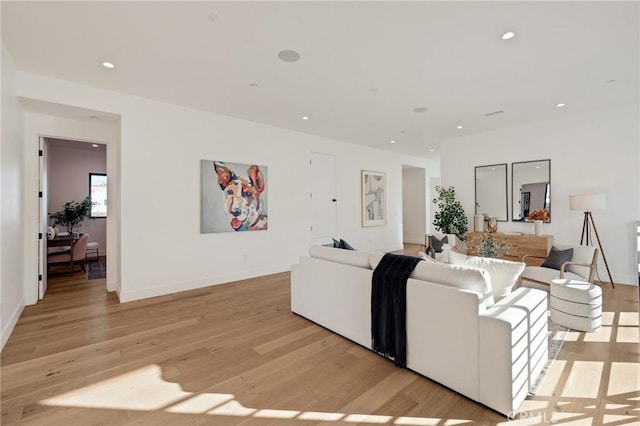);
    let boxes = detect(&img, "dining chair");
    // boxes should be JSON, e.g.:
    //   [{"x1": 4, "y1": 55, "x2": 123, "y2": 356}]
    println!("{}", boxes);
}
[{"x1": 48, "y1": 234, "x2": 89, "y2": 275}]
